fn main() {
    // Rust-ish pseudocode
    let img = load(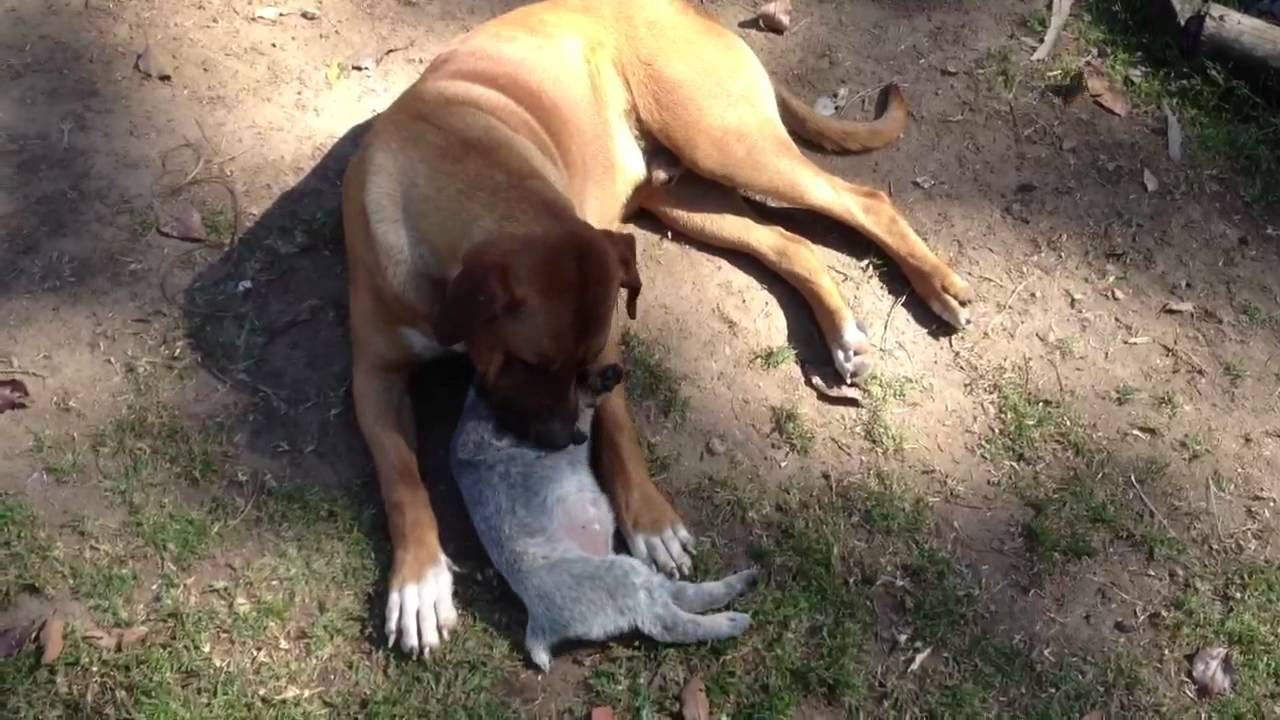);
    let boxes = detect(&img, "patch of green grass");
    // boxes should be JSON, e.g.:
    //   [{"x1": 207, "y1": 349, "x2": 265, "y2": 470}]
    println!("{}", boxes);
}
[
  {"x1": 984, "y1": 45, "x2": 1023, "y2": 96},
  {"x1": 1171, "y1": 563, "x2": 1280, "y2": 718},
  {"x1": 1181, "y1": 431, "x2": 1211, "y2": 461},
  {"x1": 1223, "y1": 359, "x2": 1249, "y2": 388},
  {"x1": 132, "y1": 501, "x2": 216, "y2": 568},
  {"x1": 770, "y1": 402, "x2": 815, "y2": 455},
  {"x1": 69, "y1": 555, "x2": 138, "y2": 625},
  {"x1": 1113, "y1": 383, "x2": 1138, "y2": 406},
  {"x1": 984, "y1": 366, "x2": 1082, "y2": 464},
  {"x1": 30, "y1": 430, "x2": 85, "y2": 482},
  {"x1": 860, "y1": 373, "x2": 913, "y2": 453},
  {"x1": 621, "y1": 329, "x2": 689, "y2": 424},
  {"x1": 1073, "y1": 0, "x2": 1280, "y2": 205},
  {"x1": 1155, "y1": 390, "x2": 1180, "y2": 417},
  {"x1": 201, "y1": 205, "x2": 235, "y2": 243},
  {"x1": 1052, "y1": 336, "x2": 1080, "y2": 359},
  {"x1": 0, "y1": 495, "x2": 62, "y2": 604},
  {"x1": 1240, "y1": 301, "x2": 1269, "y2": 326},
  {"x1": 752, "y1": 343, "x2": 797, "y2": 371}
]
